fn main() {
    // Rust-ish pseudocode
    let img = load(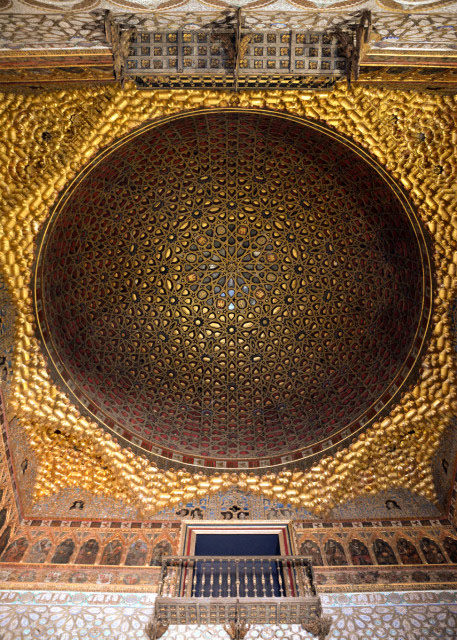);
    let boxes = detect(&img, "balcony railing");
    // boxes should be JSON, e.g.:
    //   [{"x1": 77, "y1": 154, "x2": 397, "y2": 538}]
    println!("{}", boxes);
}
[{"x1": 146, "y1": 556, "x2": 331, "y2": 640}]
